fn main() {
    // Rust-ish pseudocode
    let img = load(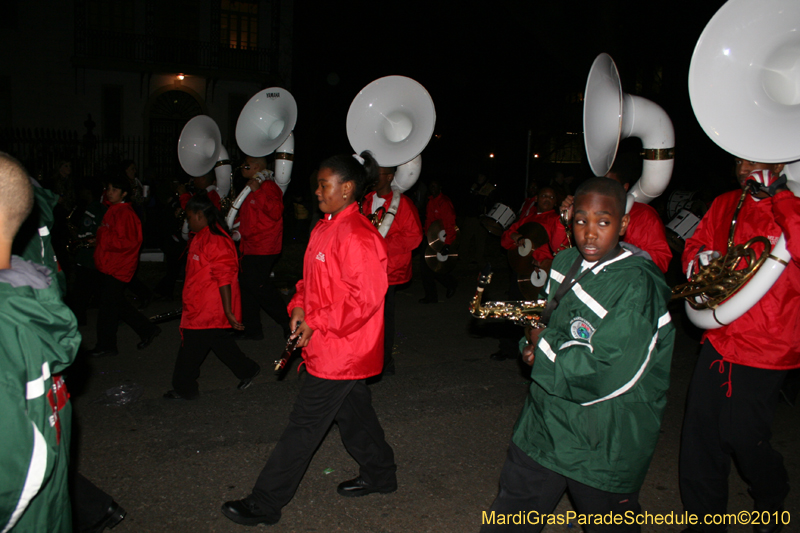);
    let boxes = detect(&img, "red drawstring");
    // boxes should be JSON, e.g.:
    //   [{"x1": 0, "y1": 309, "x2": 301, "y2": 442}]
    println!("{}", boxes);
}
[{"x1": 710, "y1": 358, "x2": 733, "y2": 397}]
